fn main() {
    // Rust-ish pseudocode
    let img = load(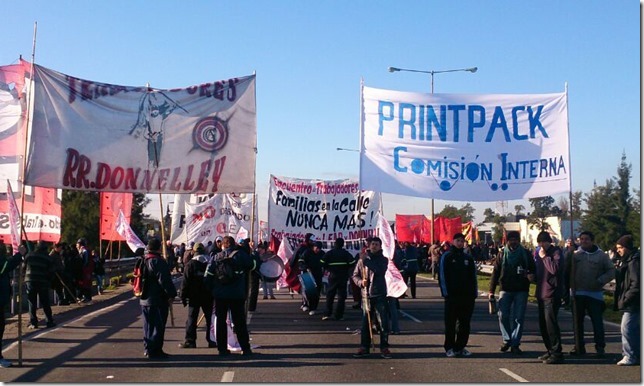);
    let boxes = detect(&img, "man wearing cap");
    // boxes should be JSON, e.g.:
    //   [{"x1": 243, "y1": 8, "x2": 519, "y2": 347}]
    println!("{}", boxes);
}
[
  {"x1": 534, "y1": 231, "x2": 565, "y2": 364},
  {"x1": 613, "y1": 234, "x2": 640, "y2": 366},
  {"x1": 140, "y1": 238, "x2": 177, "y2": 359},
  {"x1": 178, "y1": 242, "x2": 215, "y2": 349},
  {"x1": 565, "y1": 231, "x2": 614, "y2": 357},
  {"x1": 488, "y1": 230, "x2": 535, "y2": 355}
]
